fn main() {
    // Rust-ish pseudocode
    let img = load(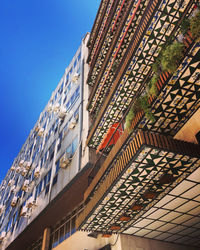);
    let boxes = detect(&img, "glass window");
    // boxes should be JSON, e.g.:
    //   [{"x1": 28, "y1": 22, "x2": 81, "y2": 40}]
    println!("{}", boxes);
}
[
  {"x1": 71, "y1": 217, "x2": 76, "y2": 235},
  {"x1": 43, "y1": 174, "x2": 47, "y2": 188},
  {"x1": 47, "y1": 170, "x2": 51, "y2": 183},
  {"x1": 65, "y1": 74, "x2": 69, "y2": 86},
  {"x1": 78, "y1": 52, "x2": 81, "y2": 61},
  {"x1": 52, "y1": 230, "x2": 59, "y2": 248},
  {"x1": 38, "y1": 181, "x2": 43, "y2": 194},
  {"x1": 66, "y1": 100, "x2": 70, "y2": 110},
  {"x1": 69, "y1": 67, "x2": 72, "y2": 75},
  {"x1": 67, "y1": 82, "x2": 71, "y2": 92},
  {"x1": 55, "y1": 161, "x2": 60, "y2": 174},
  {"x1": 52, "y1": 176, "x2": 57, "y2": 186},
  {"x1": 65, "y1": 221, "x2": 70, "y2": 239},
  {"x1": 74, "y1": 60, "x2": 77, "y2": 68},
  {"x1": 72, "y1": 137, "x2": 78, "y2": 155},
  {"x1": 45, "y1": 185, "x2": 49, "y2": 195},
  {"x1": 59, "y1": 225, "x2": 65, "y2": 243}
]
